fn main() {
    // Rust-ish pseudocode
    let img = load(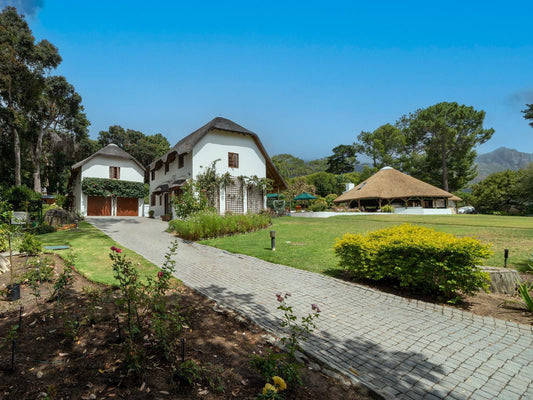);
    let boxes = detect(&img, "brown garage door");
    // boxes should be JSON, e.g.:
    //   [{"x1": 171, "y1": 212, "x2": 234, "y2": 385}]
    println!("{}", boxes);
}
[
  {"x1": 87, "y1": 196, "x2": 111, "y2": 216},
  {"x1": 117, "y1": 197, "x2": 138, "y2": 216}
]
